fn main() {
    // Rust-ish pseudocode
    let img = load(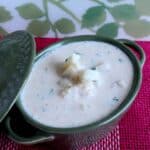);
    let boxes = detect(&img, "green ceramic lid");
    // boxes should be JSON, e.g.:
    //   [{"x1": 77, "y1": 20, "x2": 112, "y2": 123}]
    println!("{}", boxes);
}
[{"x1": 0, "y1": 31, "x2": 35, "y2": 122}]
